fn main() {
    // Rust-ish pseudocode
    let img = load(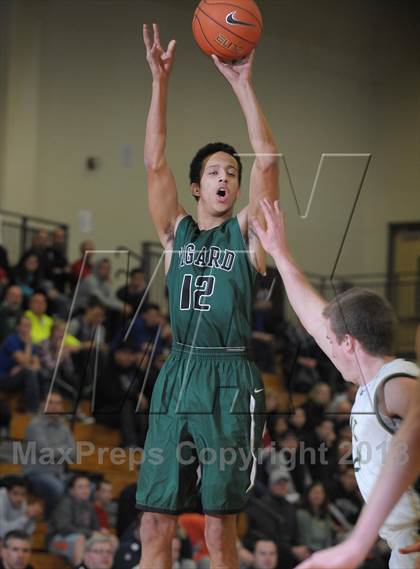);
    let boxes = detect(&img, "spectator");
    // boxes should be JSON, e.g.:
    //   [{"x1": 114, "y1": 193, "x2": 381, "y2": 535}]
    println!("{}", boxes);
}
[
  {"x1": 178, "y1": 514, "x2": 210, "y2": 567},
  {"x1": 0, "y1": 399, "x2": 11, "y2": 439},
  {"x1": 172, "y1": 536, "x2": 196, "y2": 569},
  {"x1": 76, "y1": 534, "x2": 115, "y2": 569},
  {"x1": 268, "y1": 415, "x2": 288, "y2": 445},
  {"x1": 288, "y1": 407, "x2": 311, "y2": 446},
  {"x1": 113, "y1": 515, "x2": 142, "y2": 569},
  {"x1": 0, "y1": 315, "x2": 42, "y2": 412},
  {"x1": 38, "y1": 319, "x2": 80, "y2": 398},
  {"x1": 68, "y1": 298, "x2": 107, "y2": 348},
  {"x1": 19, "y1": 230, "x2": 50, "y2": 274},
  {"x1": 263, "y1": 391, "x2": 279, "y2": 441},
  {"x1": 302, "y1": 383, "x2": 332, "y2": 430},
  {"x1": 0, "y1": 244, "x2": 11, "y2": 282},
  {"x1": 23, "y1": 291, "x2": 52, "y2": 344},
  {"x1": 23, "y1": 391, "x2": 75, "y2": 517},
  {"x1": 44, "y1": 226, "x2": 71, "y2": 293},
  {"x1": 252, "y1": 297, "x2": 277, "y2": 373},
  {"x1": 0, "y1": 477, "x2": 42, "y2": 539},
  {"x1": 115, "y1": 484, "x2": 136, "y2": 539},
  {"x1": 328, "y1": 468, "x2": 364, "y2": 531},
  {"x1": 114, "y1": 516, "x2": 193, "y2": 569},
  {"x1": 306, "y1": 419, "x2": 339, "y2": 485},
  {"x1": 12, "y1": 255, "x2": 43, "y2": 301},
  {"x1": 68, "y1": 299, "x2": 107, "y2": 399},
  {"x1": 74, "y1": 257, "x2": 130, "y2": 340},
  {"x1": 113, "y1": 303, "x2": 163, "y2": 353},
  {"x1": 253, "y1": 540, "x2": 278, "y2": 569},
  {"x1": 94, "y1": 343, "x2": 148, "y2": 448},
  {"x1": 71, "y1": 240, "x2": 95, "y2": 287},
  {"x1": 117, "y1": 268, "x2": 148, "y2": 312},
  {"x1": 93, "y1": 480, "x2": 114, "y2": 532},
  {"x1": 264, "y1": 431, "x2": 311, "y2": 499},
  {"x1": 243, "y1": 470, "x2": 310, "y2": 569},
  {"x1": 0, "y1": 529, "x2": 34, "y2": 569},
  {"x1": 74, "y1": 257, "x2": 125, "y2": 314},
  {"x1": 47, "y1": 474, "x2": 100, "y2": 567},
  {"x1": 297, "y1": 482, "x2": 334, "y2": 552},
  {"x1": 0, "y1": 286, "x2": 23, "y2": 344}
]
